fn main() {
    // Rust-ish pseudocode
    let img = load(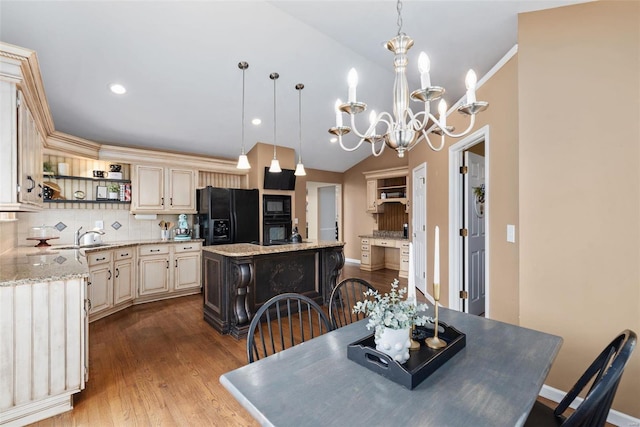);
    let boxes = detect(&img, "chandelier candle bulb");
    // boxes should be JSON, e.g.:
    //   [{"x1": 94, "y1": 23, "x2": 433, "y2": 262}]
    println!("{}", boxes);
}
[
  {"x1": 438, "y1": 100, "x2": 447, "y2": 128},
  {"x1": 418, "y1": 52, "x2": 431, "y2": 89},
  {"x1": 348, "y1": 68, "x2": 358, "y2": 103},
  {"x1": 434, "y1": 225, "x2": 440, "y2": 285},
  {"x1": 465, "y1": 70, "x2": 477, "y2": 104},
  {"x1": 335, "y1": 99, "x2": 343, "y2": 127}
]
